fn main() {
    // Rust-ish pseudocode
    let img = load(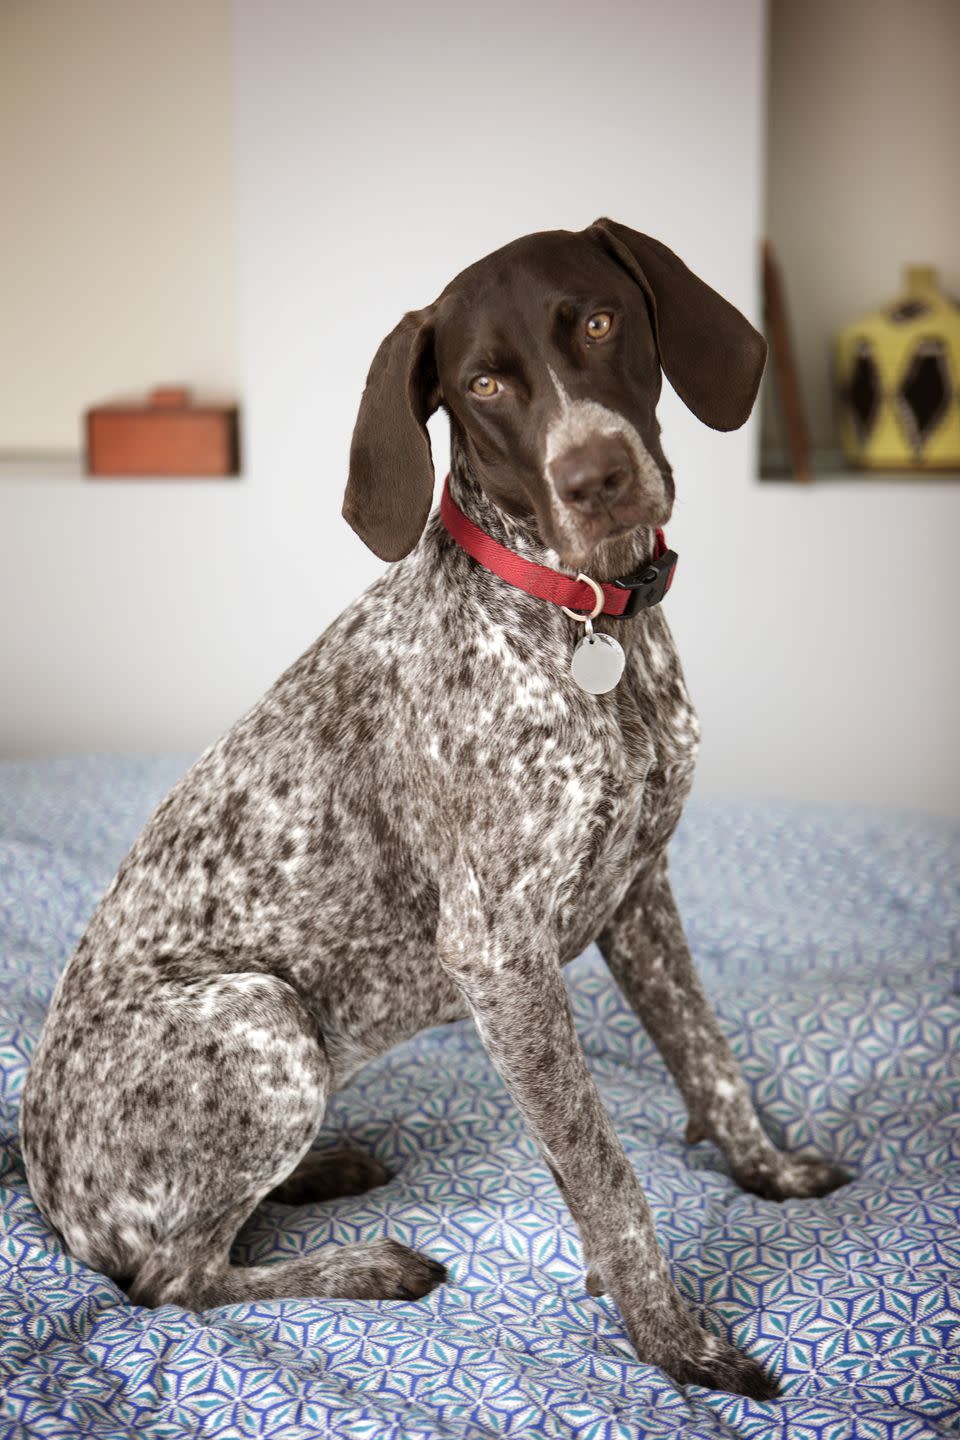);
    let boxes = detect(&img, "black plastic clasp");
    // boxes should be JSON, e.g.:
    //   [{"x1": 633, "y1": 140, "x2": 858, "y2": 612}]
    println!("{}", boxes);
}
[{"x1": 612, "y1": 549, "x2": 678, "y2": 617}]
